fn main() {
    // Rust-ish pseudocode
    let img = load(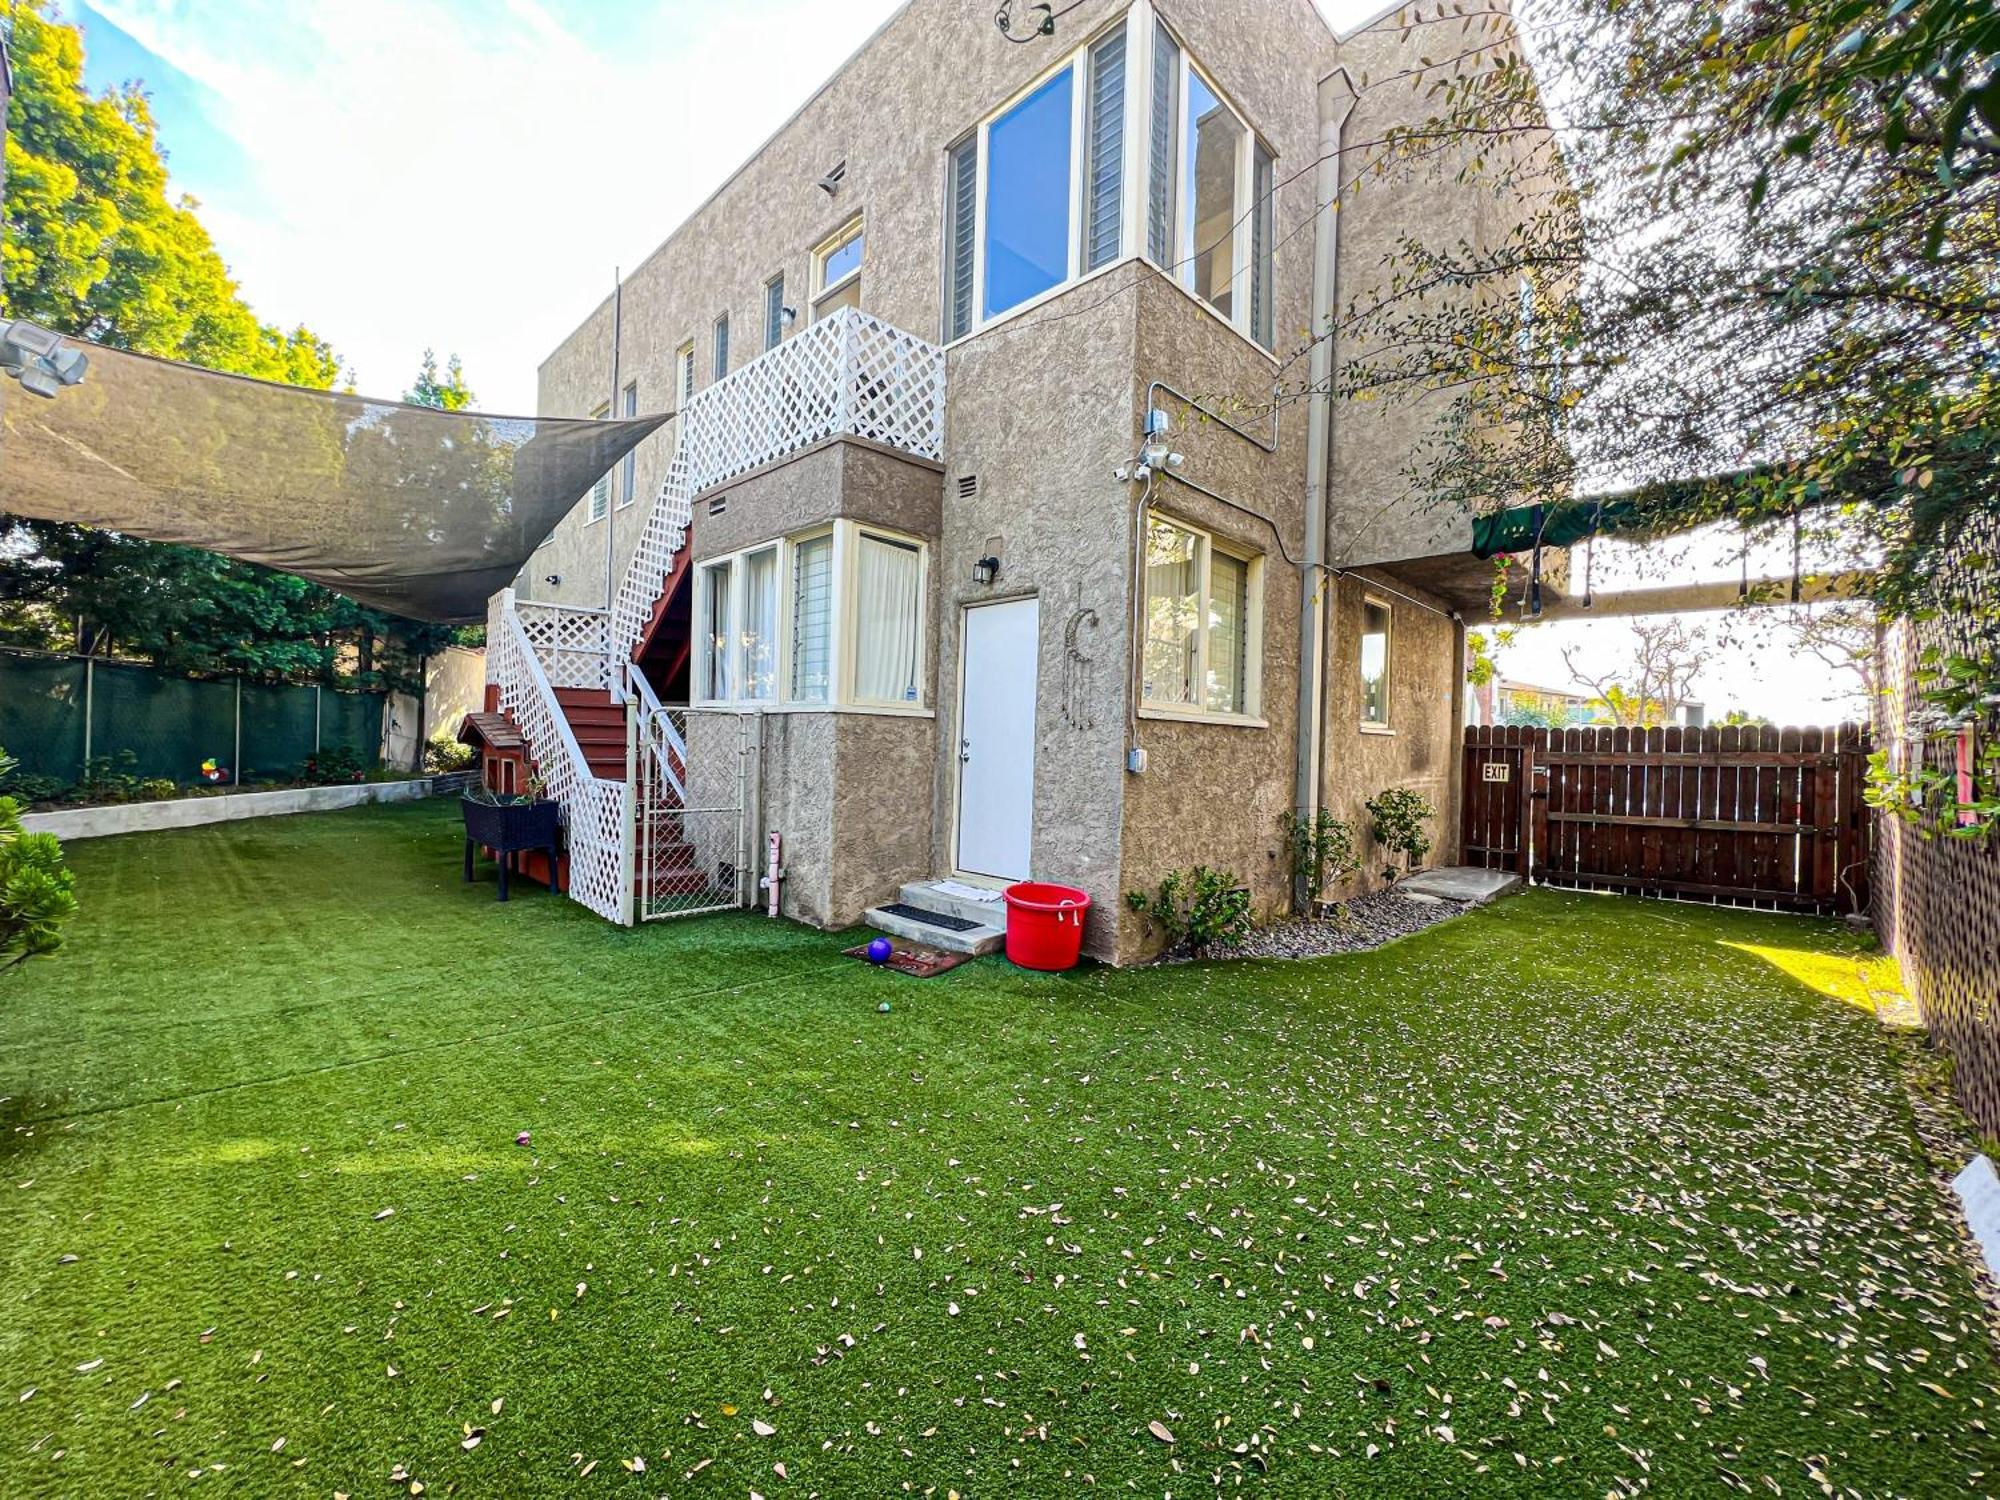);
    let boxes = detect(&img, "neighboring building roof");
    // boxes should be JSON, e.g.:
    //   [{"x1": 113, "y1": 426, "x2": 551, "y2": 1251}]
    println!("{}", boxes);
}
[{"x1": 458, "y1": 712, "x2": 525, "y2": 752}]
